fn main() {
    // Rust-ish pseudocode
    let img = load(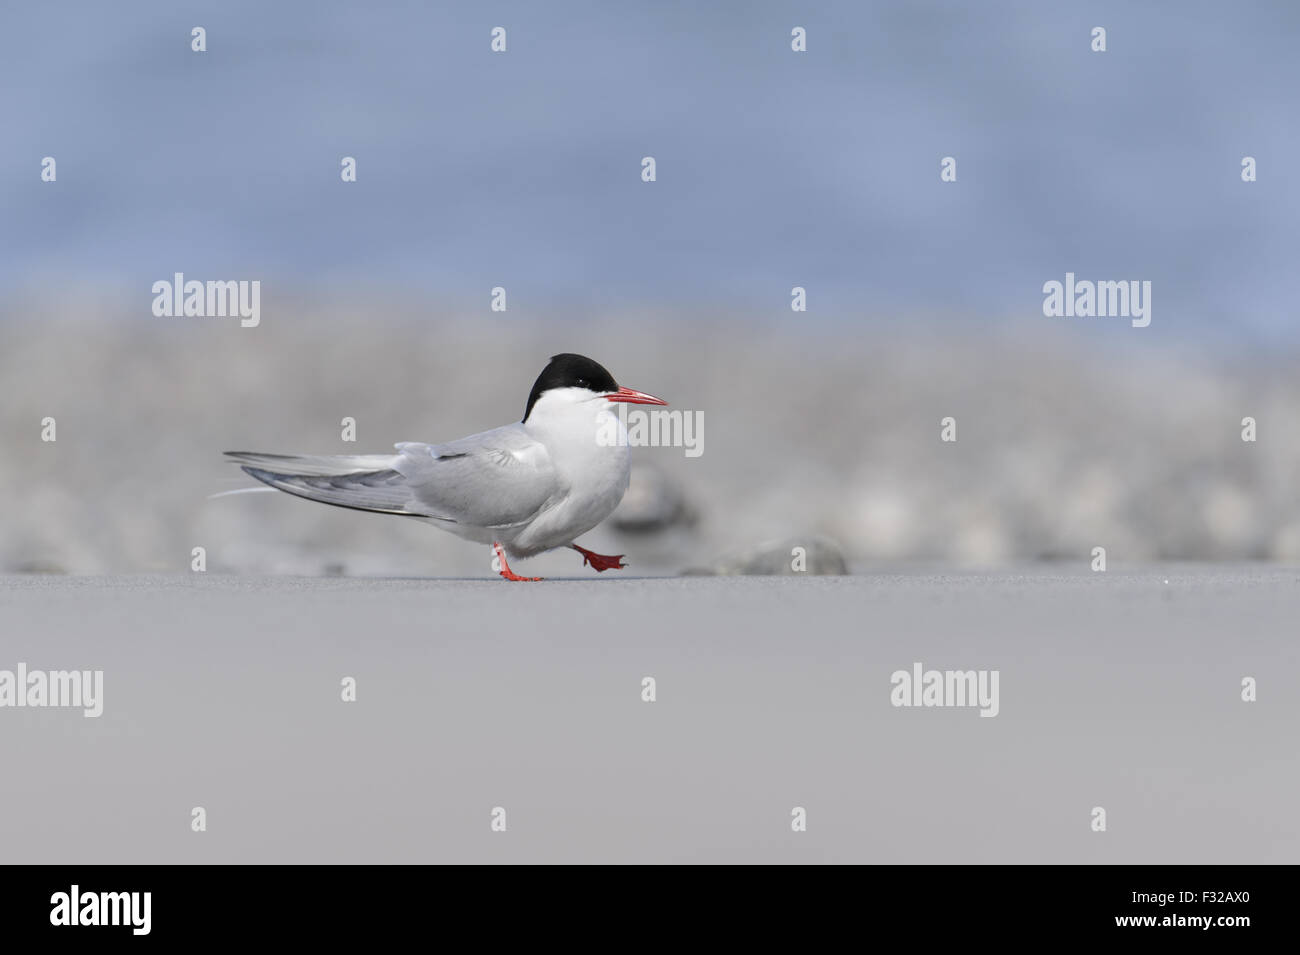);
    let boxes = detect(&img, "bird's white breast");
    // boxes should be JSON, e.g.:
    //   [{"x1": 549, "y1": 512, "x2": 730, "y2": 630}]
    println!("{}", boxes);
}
[{"x1": 509, "y1": 391, "x2": 631, "y2": 555}]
